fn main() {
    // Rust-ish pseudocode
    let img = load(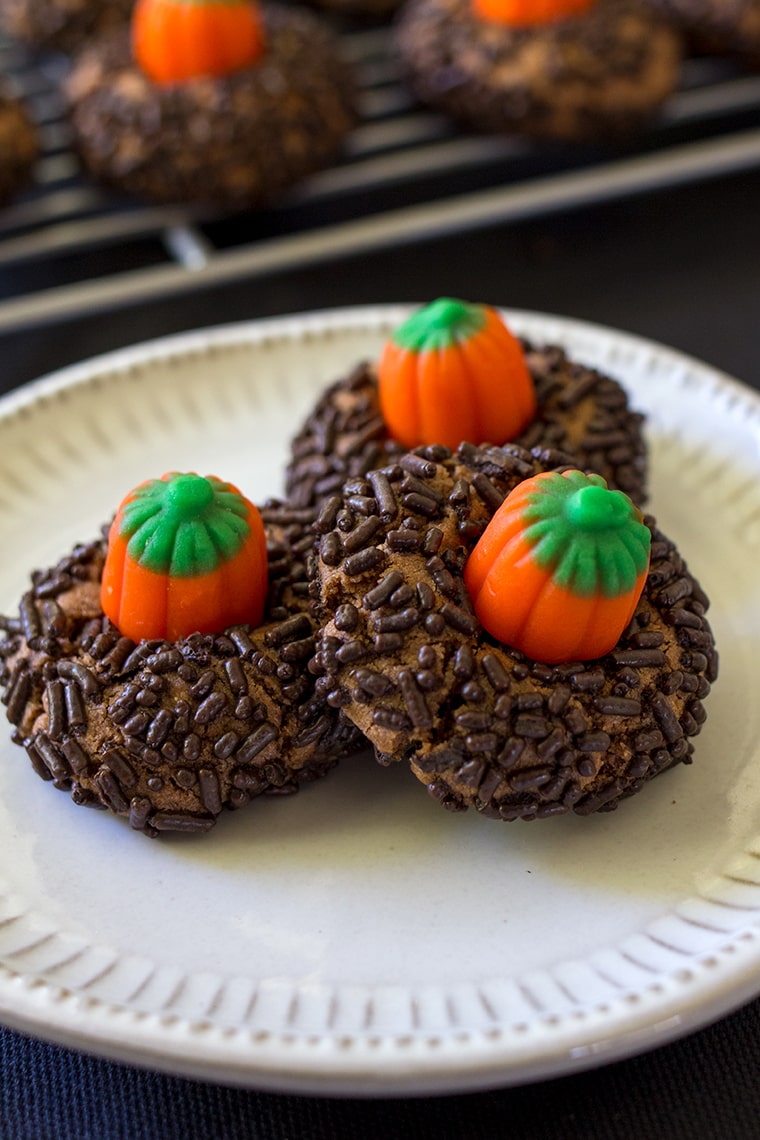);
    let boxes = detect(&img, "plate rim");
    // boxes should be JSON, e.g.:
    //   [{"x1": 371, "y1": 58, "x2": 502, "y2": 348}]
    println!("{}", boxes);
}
[{"x1": 0, "y1": 301, "x2": 753, "y2": 422}]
